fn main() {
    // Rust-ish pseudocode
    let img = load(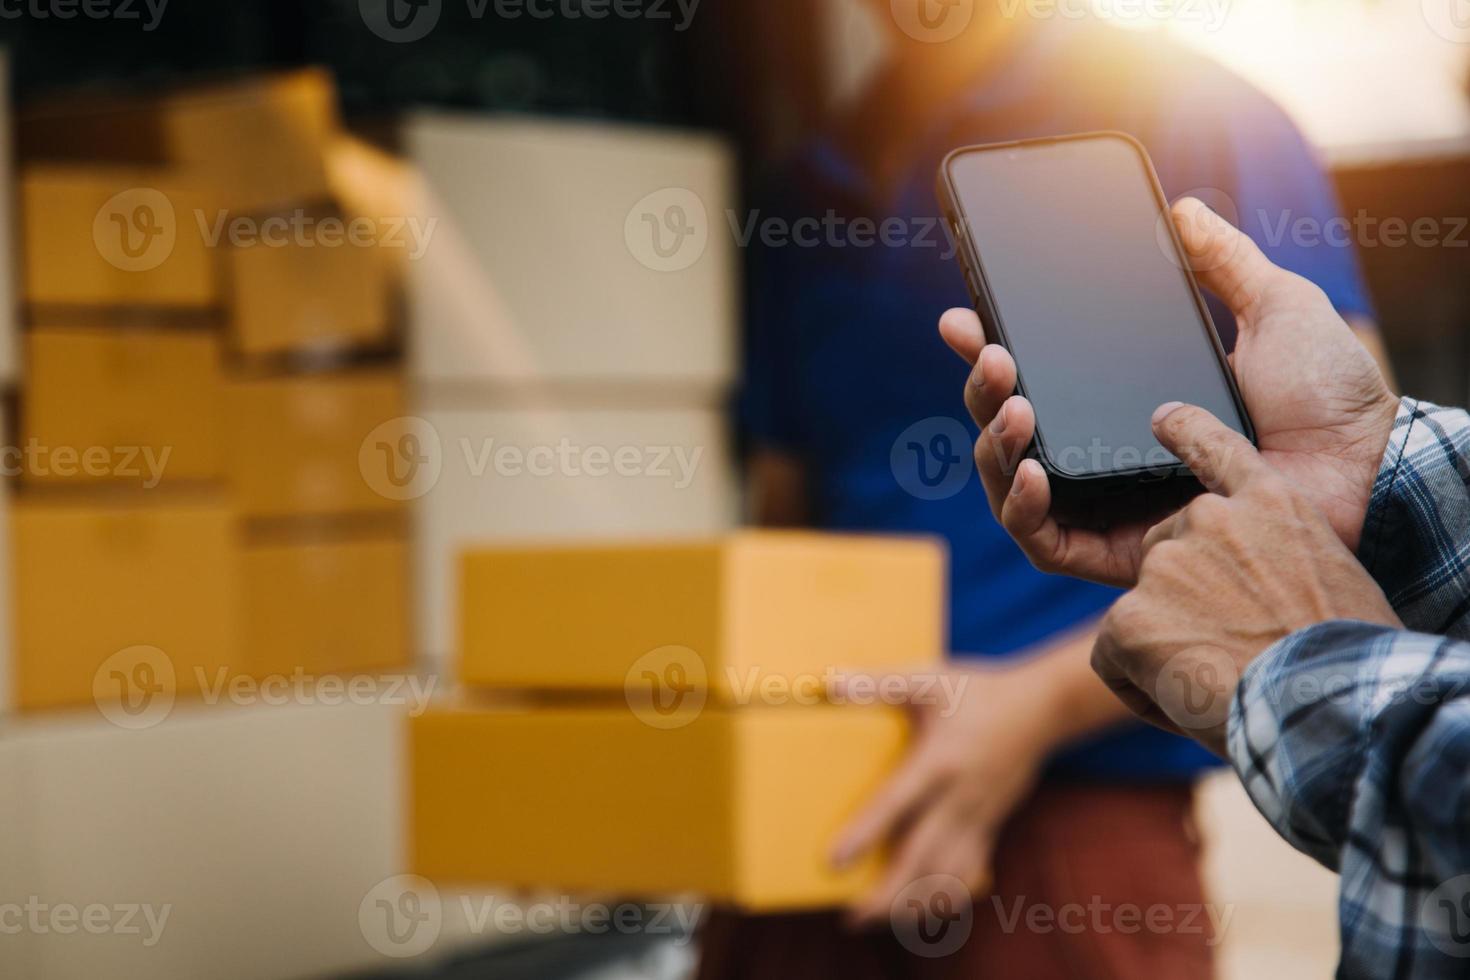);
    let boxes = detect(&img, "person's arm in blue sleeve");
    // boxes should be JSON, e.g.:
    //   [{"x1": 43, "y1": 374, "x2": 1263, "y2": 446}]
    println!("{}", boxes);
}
[{"x1": 737, "y1": 180, "x2": 811, "y2": 527}]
